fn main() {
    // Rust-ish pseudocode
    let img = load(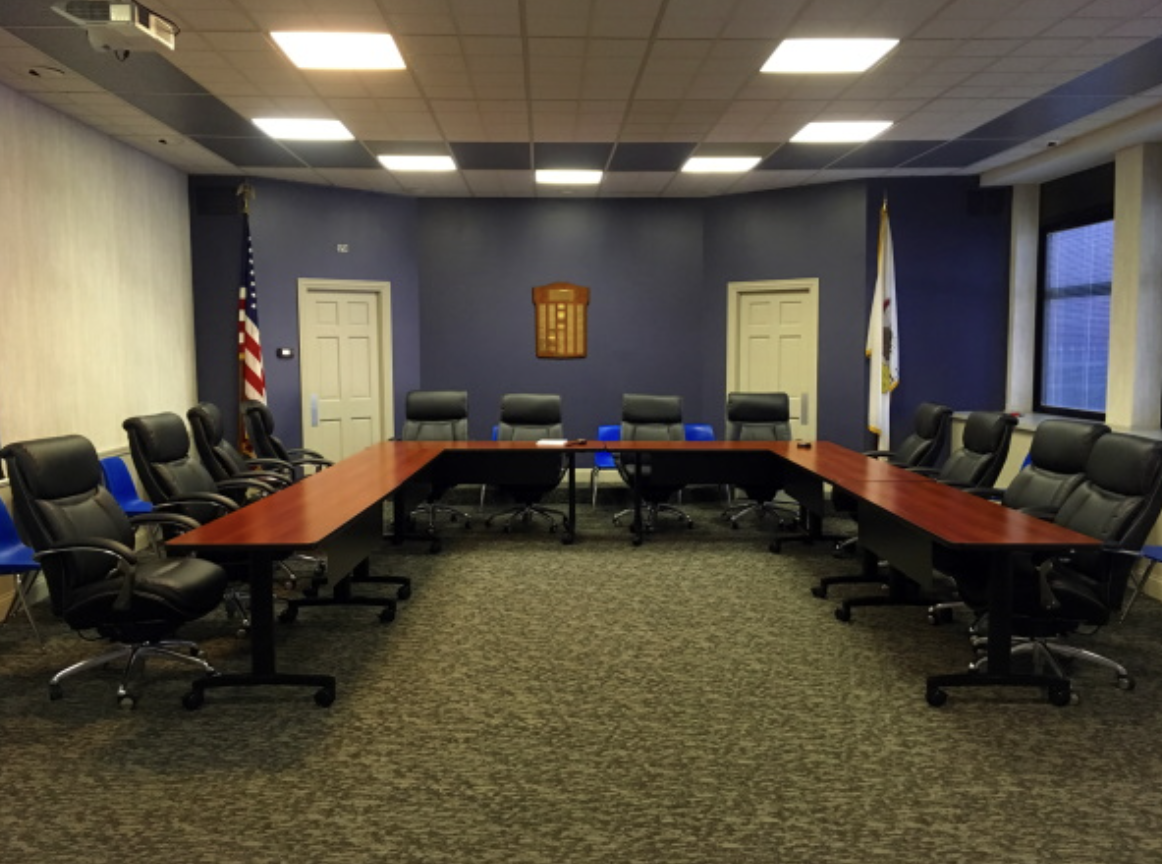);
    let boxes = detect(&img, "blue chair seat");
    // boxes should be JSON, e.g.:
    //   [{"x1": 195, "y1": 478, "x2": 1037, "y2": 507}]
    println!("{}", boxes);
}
[
  {"x1": 591, "y1": 424, "x2": 622, "y2": 507},
  {"x1": 0, "y1": 500, "x2": 43, "y2": 643}
]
